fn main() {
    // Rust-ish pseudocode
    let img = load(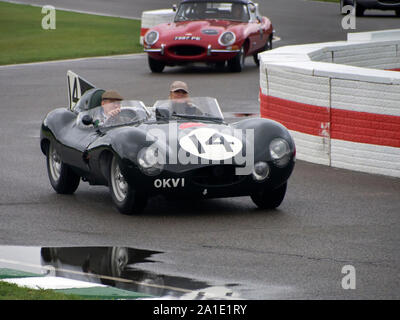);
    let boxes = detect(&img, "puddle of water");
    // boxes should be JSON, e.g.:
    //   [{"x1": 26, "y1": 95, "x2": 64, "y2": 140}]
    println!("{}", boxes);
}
[{"x1": 0, "y1": 246, "x2": 239, "y2": 299}]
